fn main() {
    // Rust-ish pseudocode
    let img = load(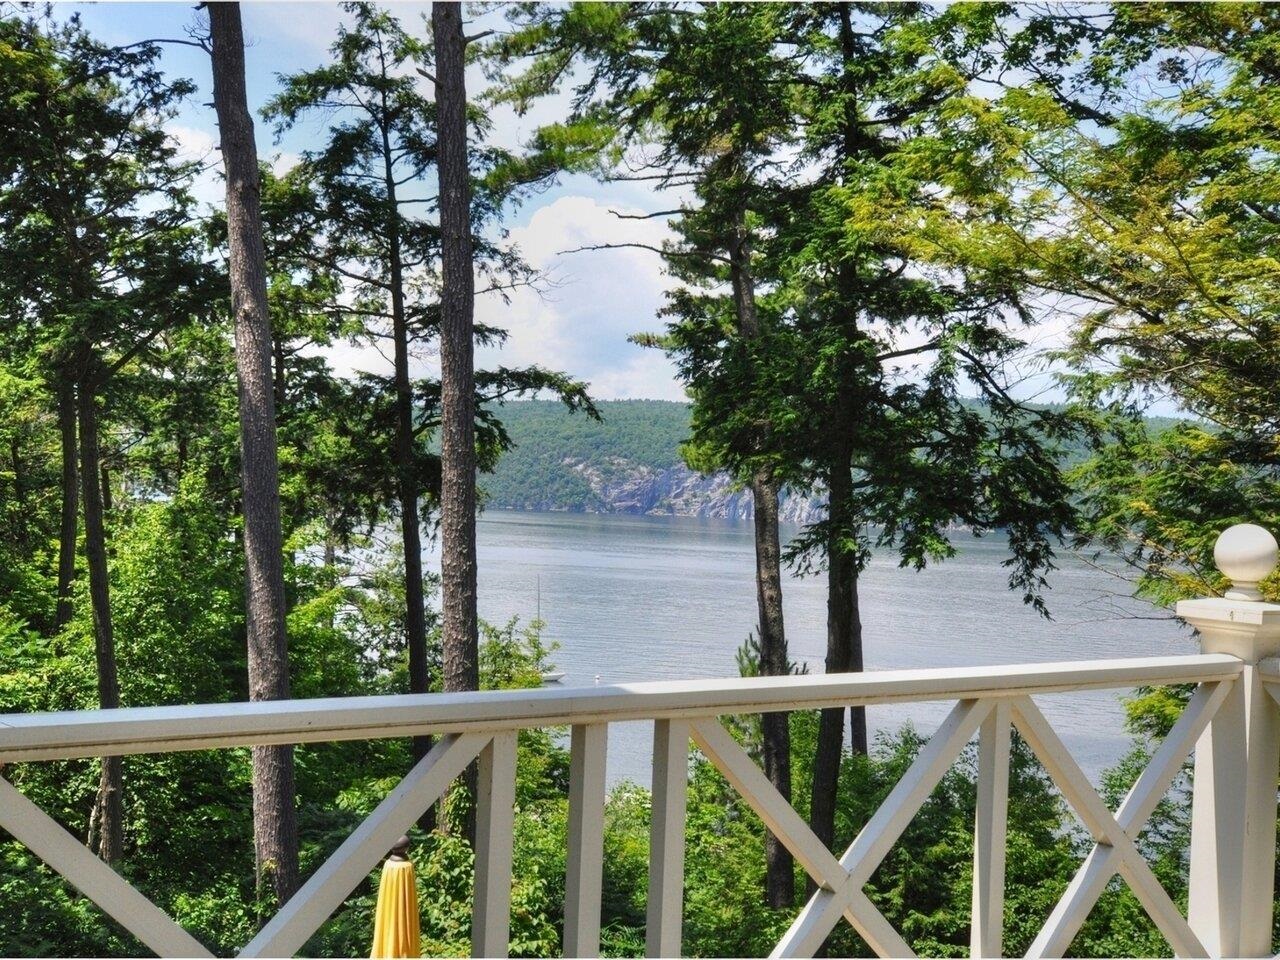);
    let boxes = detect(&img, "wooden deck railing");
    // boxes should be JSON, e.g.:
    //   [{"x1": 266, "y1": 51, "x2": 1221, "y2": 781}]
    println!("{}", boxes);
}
[{"x1": 2, "y1": 524, "x2": 1279, "y2": 959}]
